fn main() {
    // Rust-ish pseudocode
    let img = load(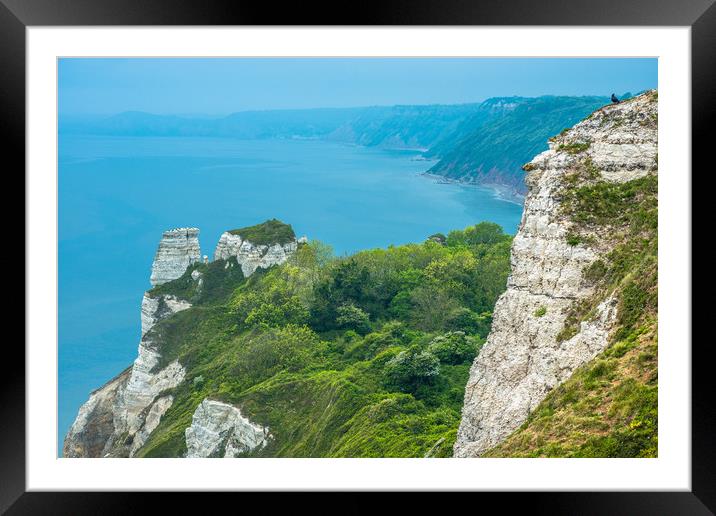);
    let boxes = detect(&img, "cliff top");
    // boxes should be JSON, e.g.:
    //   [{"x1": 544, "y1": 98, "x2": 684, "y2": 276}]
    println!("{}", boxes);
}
[
  {"x1": 228, "y1": 219, "x2": 296, "y2": 246},
  {"x1": 163, "y1": 227, "x2": 200, "y2": 234}
]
